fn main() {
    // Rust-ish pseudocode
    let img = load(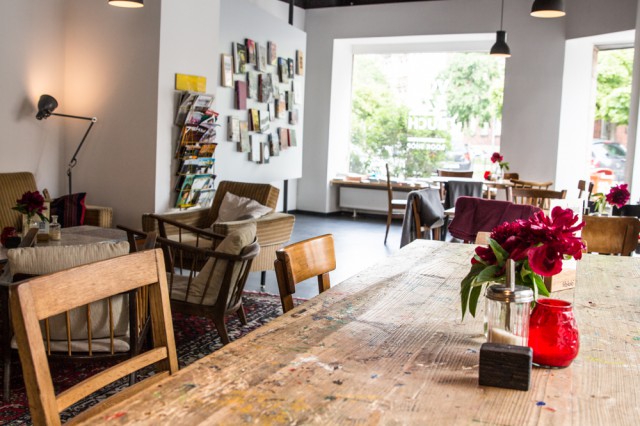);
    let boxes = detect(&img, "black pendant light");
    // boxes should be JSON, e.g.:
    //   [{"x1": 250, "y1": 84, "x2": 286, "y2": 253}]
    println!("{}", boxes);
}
[
  {"x1": 108, "y1": 0, "x2": 143, "y2": 8},
  {"x1": 490, "y1": 0, "x2": 511, "y2": 58},
  {"x1": 531, "y1": 0, "x2": 565, "y2": 18}
]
